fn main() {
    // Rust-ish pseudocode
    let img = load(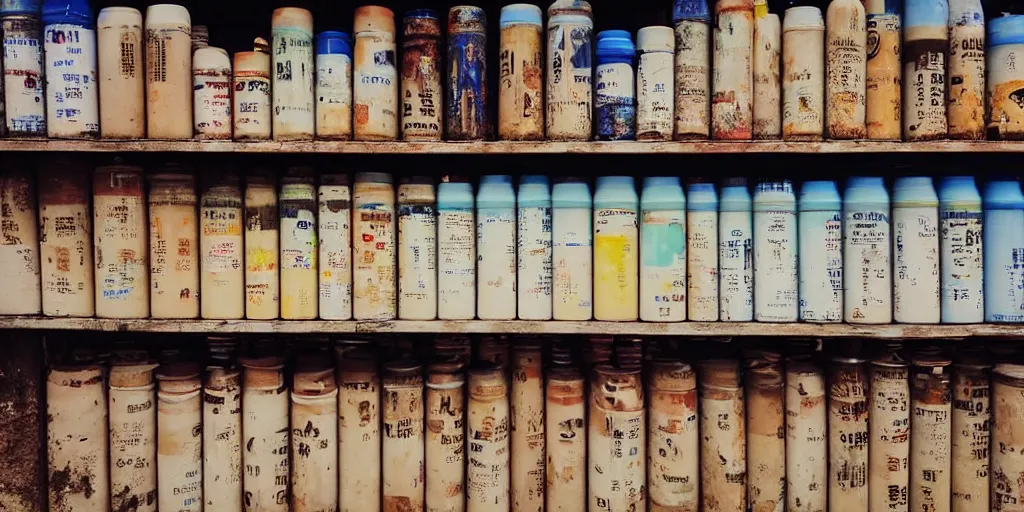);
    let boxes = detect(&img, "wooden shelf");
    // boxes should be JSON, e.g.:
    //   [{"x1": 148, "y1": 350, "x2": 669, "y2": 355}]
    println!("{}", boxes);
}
[
  {"x1": 0, "y1": 317, "x2": 1018, "y2": 338},
  {"x1": 0, "y1": 139, "x2": 1021, "y2": 154}
]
